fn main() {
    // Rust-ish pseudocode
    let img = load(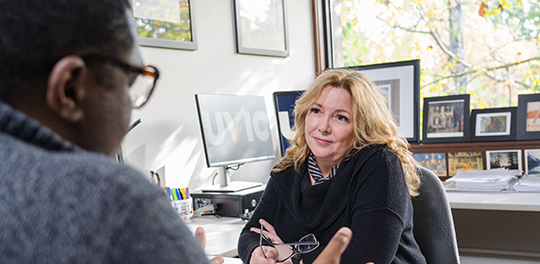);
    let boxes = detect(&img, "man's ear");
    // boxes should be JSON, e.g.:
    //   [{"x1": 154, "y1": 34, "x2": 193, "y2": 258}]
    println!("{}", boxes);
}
[{"x1": 46, "y1": 55, "x2": 87, "y2": 123}]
